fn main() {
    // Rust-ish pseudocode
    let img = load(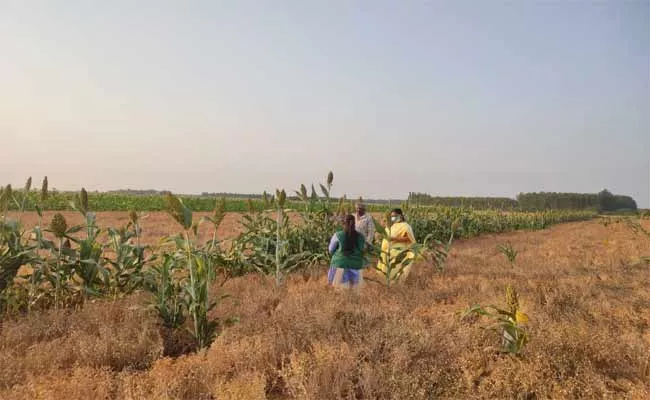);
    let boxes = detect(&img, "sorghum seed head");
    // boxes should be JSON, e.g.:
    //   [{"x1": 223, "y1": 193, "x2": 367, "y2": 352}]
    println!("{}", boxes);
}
[
  {"x1": 213, "y1": 198, "x2": 226, "y2": 226},
  {"x1": 80, "y1": 188, "x2": 89, "y2": 212},
  {"x1": 506, "y1": 285, "x2": 519, "y2": 313},
  {"x1": 50, "y1": 213, "x2": 68, "y2": 238},
  {"x1": 164, "y1": 193, "x2": 186, "y2": 227},
  {"x1": 129, "y1": 210, "x2": 138, "y2": 225},
  {"x1": 24, "y1": 177, "x2": 32, "y2": 193},
  {"x1": 263, "y1": 191, "x2": 270, "y2": 208},
  {"x1": 278, "y1": 189, "x2": 287, "y2": 207},
  {"x1": 41, "y1": 176, "x2": 48, "y2": 202}
]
